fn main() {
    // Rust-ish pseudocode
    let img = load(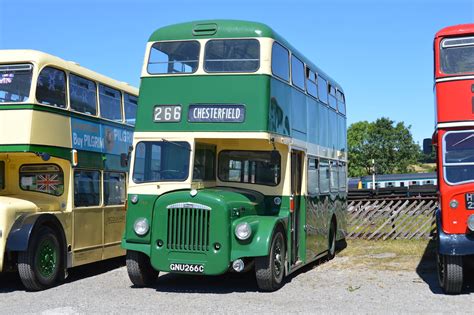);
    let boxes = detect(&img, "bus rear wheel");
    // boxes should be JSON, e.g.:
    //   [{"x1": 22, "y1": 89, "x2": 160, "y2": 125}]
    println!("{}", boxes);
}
[
  {"x1": 126, "y1": 250, "x2": 158, "y2": 287},
  {"x1": 437, "y1": 253, "x2": 463, "y2": 294},
  {"x1": 18, "y1": 226, "x2": 62, "y2": 291},
  {"x1": 255, "y1": 229, "x2": 286, "y2": 292}
]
